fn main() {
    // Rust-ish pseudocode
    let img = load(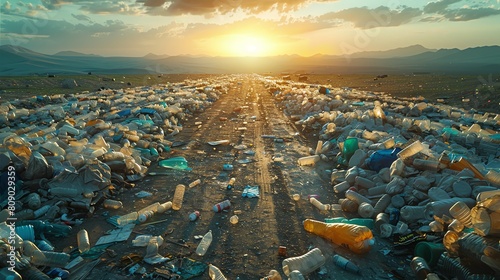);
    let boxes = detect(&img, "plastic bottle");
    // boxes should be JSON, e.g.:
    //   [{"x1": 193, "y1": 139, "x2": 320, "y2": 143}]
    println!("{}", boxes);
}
[
  {"x1": 424, "y1": 198, "x2": 475, "y2": 221},
  {"x1": 138, "y1": 202, "x2": 160, "y2": 215},
  {"x1": 138, "y1": 210, "x2": 154, "y2": 223},
  {"x1": 35, "y1": 240, "x2": 54, "y2": 251},
  {"x1": 310, "y1": 197, "x2": 331, "y2": 211},
  {"x1": 355, "y1": 176, "x2": 375, "y2": 189},
  {"x1": 26, "y1": 193, "x2": 41, "y2": 210},
  {"x1": 189, "y1": 179, "x2": 201, "y2": 188},
  {"x1": 132, "y1": 235, "x2": 164, "y2": 247},
  {"x1": 358, "y1": 202, "x2": 374, "y2": 218},
  {"x1": 157, "y1": 201, "x2": 172, "y2": 213},
  {"x1": 145, "y1": 239, "x2": 159, "y2": 259},
  {"x1": 333, "y1": 181, "x2": 350, "y2": 193},
  {"x1": 345, "y1": 189, "x2": 372, "y2": 205},
  {"x1": 449, "y1": 201, "x2": 473, "y2": 228},
  {"x1": 77, "y1": 229, "x2": 90, "y2": 253},
  {"x1": 31, "y1": 250, "x2": 70, "y2": 267},
  {"x1": 373, "y1": 194, "x2": 391, "y2": 214},
  {"x1": 281, "y1": 248, "x2": 326, "y2": 276},
  {"x1": 172, "y1": 184, "x2": 186, "y2": 210},
  {"x1": 332, "y1": 254, "x2": 360, "y2": 274},
  {"x1": 208, "y1": 264, "x2": 227, "y2": 280},
  {"x1": 196, "y1": 230, "x2": 213, "y2": 256},
  {"x1": 227, "y1": 177, "x2": 236, "y2": 190},
  {"x1": 397, "y1": 140, "x2": 424, "y2": 161},
  {"x1": 339, "y1": 198, "x2": 359, "y2": 213},
  {"x1": 297, "y1": 155, "x2": 320, "y2": 166},
  {"x1": 314, "y1": 140, "x2": 323, "y2": 155},
  {"x1": 189, "y1": 211, "x2": 200, "y2": 221},
  {"x1": 411, "y1": 256, "x2": 431, "y2": 280},
  {"x1": 400, "y1": 206, "x2": 426, "y2": 222},
  {"x1": 303, "y1": 219, "x2": 374, "y2": 254},
  {"x1": 103, "y1": 199, "x2": 123, "y2": 209},
  {"x1": 116, "y1": 211, "x2": 138, "y2": 226},
  {"x1": 213, "y1": 200, "x2": 231, "y2": 212}
]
